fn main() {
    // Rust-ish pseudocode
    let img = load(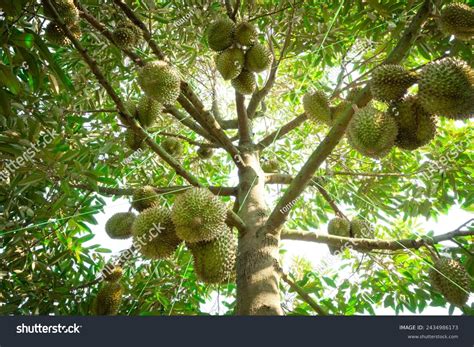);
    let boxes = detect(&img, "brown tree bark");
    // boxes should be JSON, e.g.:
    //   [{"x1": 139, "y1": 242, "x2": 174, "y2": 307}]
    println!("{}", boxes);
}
[{"x1": 236, "y1": 152, "x2": 283, "y2": 315}]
